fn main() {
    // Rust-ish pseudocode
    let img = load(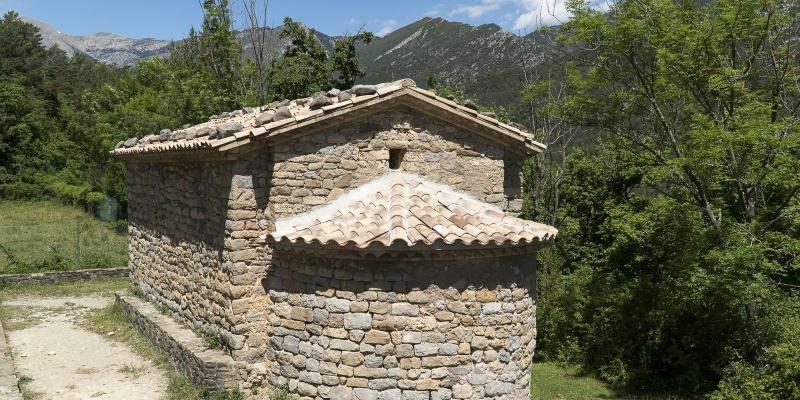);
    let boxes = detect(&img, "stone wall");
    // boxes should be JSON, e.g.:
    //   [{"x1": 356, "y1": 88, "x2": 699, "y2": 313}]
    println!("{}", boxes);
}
[
  {"x1": 116, "y1": 292, "x2": 240, "y2": 391},
  {"x1": 124, "y1": 107, "x2": 535, "y2": 392},
  {"x1": 268, "y1": 108, "x2": 524, "y2": 219},
  {"x1": 127, "y1": 161, "x2": 232, "y2": 336},
  {"x1": 126, "y1": 158, "x2": 273, "y2": 383},
  {"x1": 0, "y1": 267, "x2": 129, "y2": 285},
  {"x1": 260, "y1": 251, "x2": 537, "y2": 400}
]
